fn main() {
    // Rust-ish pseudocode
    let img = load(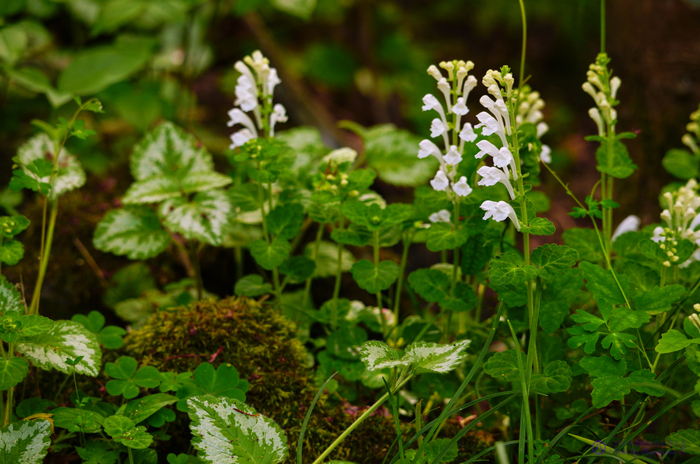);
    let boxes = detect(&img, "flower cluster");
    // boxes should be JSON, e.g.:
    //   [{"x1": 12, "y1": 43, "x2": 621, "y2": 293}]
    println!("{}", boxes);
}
[
  {"x1": 228, "y1": 50, "x2": 288, "y2": 149},
  {"x1": 652, "y1": 179, "x2": 700, "y2": 267},
  {"x1": 682, "y1": 104, "x2": 700, "y2": 155},
  {"x1": 582, "y1": 53, "x2": 620, "y2": 137},
  {"x1": 515, "y1": 87, "x2": 552, "y2": 163},
  {"x1": 418, "y1": 60, "x2": 479, "y2": 201},
  {"x1": 474, "y1": 69, "x2": 521, "y2": 231}
]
